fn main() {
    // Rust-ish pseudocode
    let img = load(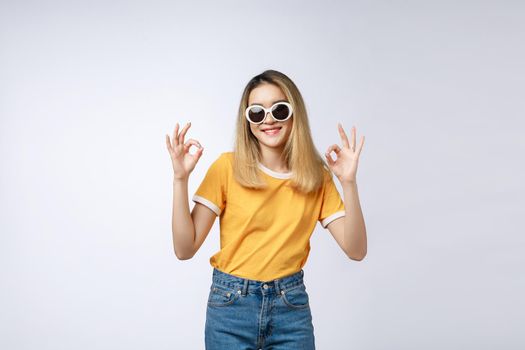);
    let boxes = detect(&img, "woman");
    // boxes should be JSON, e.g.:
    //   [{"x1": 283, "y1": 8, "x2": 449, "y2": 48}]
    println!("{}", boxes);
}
[{"x1": 166, "y1": 69, "x2": 367, "y2": 349}]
